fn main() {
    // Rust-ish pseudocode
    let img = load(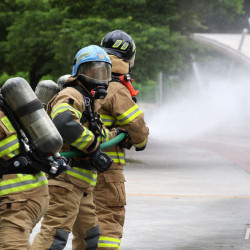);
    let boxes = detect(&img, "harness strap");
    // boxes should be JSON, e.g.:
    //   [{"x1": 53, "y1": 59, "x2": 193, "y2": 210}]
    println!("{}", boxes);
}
[
  {"x1": 16, "y1": 99, "x2": 43, "y2": 117},
  {"x1": 0, "y1": 155, "x2": 40, "y2": 176},
  {"x1": 71, "y1": 86, "x2": 105, "y2": 137}
]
